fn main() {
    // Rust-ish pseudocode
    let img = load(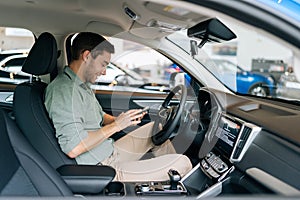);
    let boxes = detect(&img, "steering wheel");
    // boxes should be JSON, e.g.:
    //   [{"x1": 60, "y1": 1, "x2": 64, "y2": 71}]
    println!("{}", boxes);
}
[{"x1": 152, "y1": 84, "x2": 187, "y2": 145}]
